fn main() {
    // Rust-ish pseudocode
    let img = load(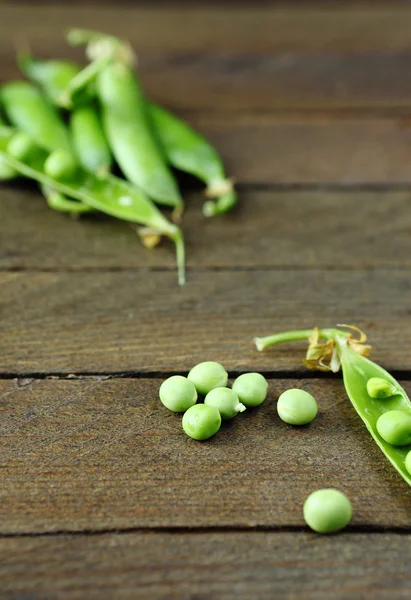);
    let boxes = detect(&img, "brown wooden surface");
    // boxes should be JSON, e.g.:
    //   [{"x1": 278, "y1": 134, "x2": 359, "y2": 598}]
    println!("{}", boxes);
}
[
  {"x1": 0, "y1": 377, "x2": 410, "y2": 533},
  {"x1": 2, "y1": 269, "x2": 411, "y2": 374},
  {"x1": 1, "y1": 532, "x2": 410, "y2": 600},
  {"x1": 1, "y1": 2, "x2": 411, "y2": 598},
  {"x1": 3, "y1": 188, "x2": 411, "y2": 270},
  {"x1": 4, "y1": 6, "x2": 411, "y2": 111}
]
